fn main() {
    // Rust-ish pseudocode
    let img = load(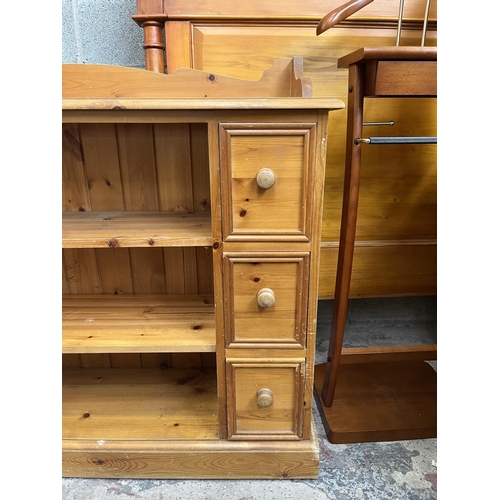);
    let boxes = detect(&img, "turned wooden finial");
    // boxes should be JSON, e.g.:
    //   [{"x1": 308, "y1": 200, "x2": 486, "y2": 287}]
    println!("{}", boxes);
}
[{"x1": 132, "y1": 13, "x2": 168, "y2": 73}]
